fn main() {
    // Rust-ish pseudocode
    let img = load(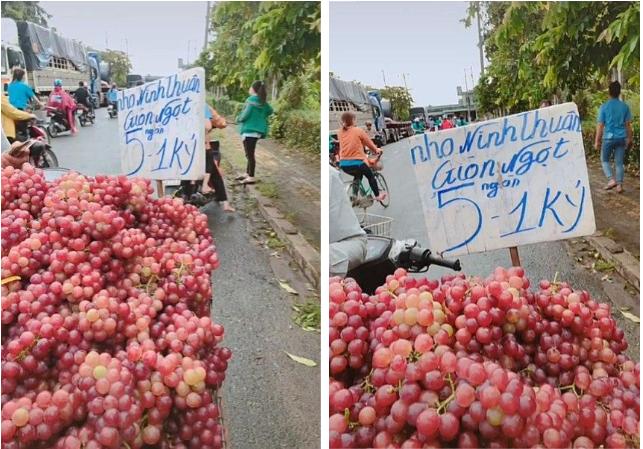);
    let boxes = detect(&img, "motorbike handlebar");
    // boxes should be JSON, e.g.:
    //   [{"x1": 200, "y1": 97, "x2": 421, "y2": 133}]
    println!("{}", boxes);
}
[{"x1": 404, "y1": 245, "x2": 461, "y2": 272}]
